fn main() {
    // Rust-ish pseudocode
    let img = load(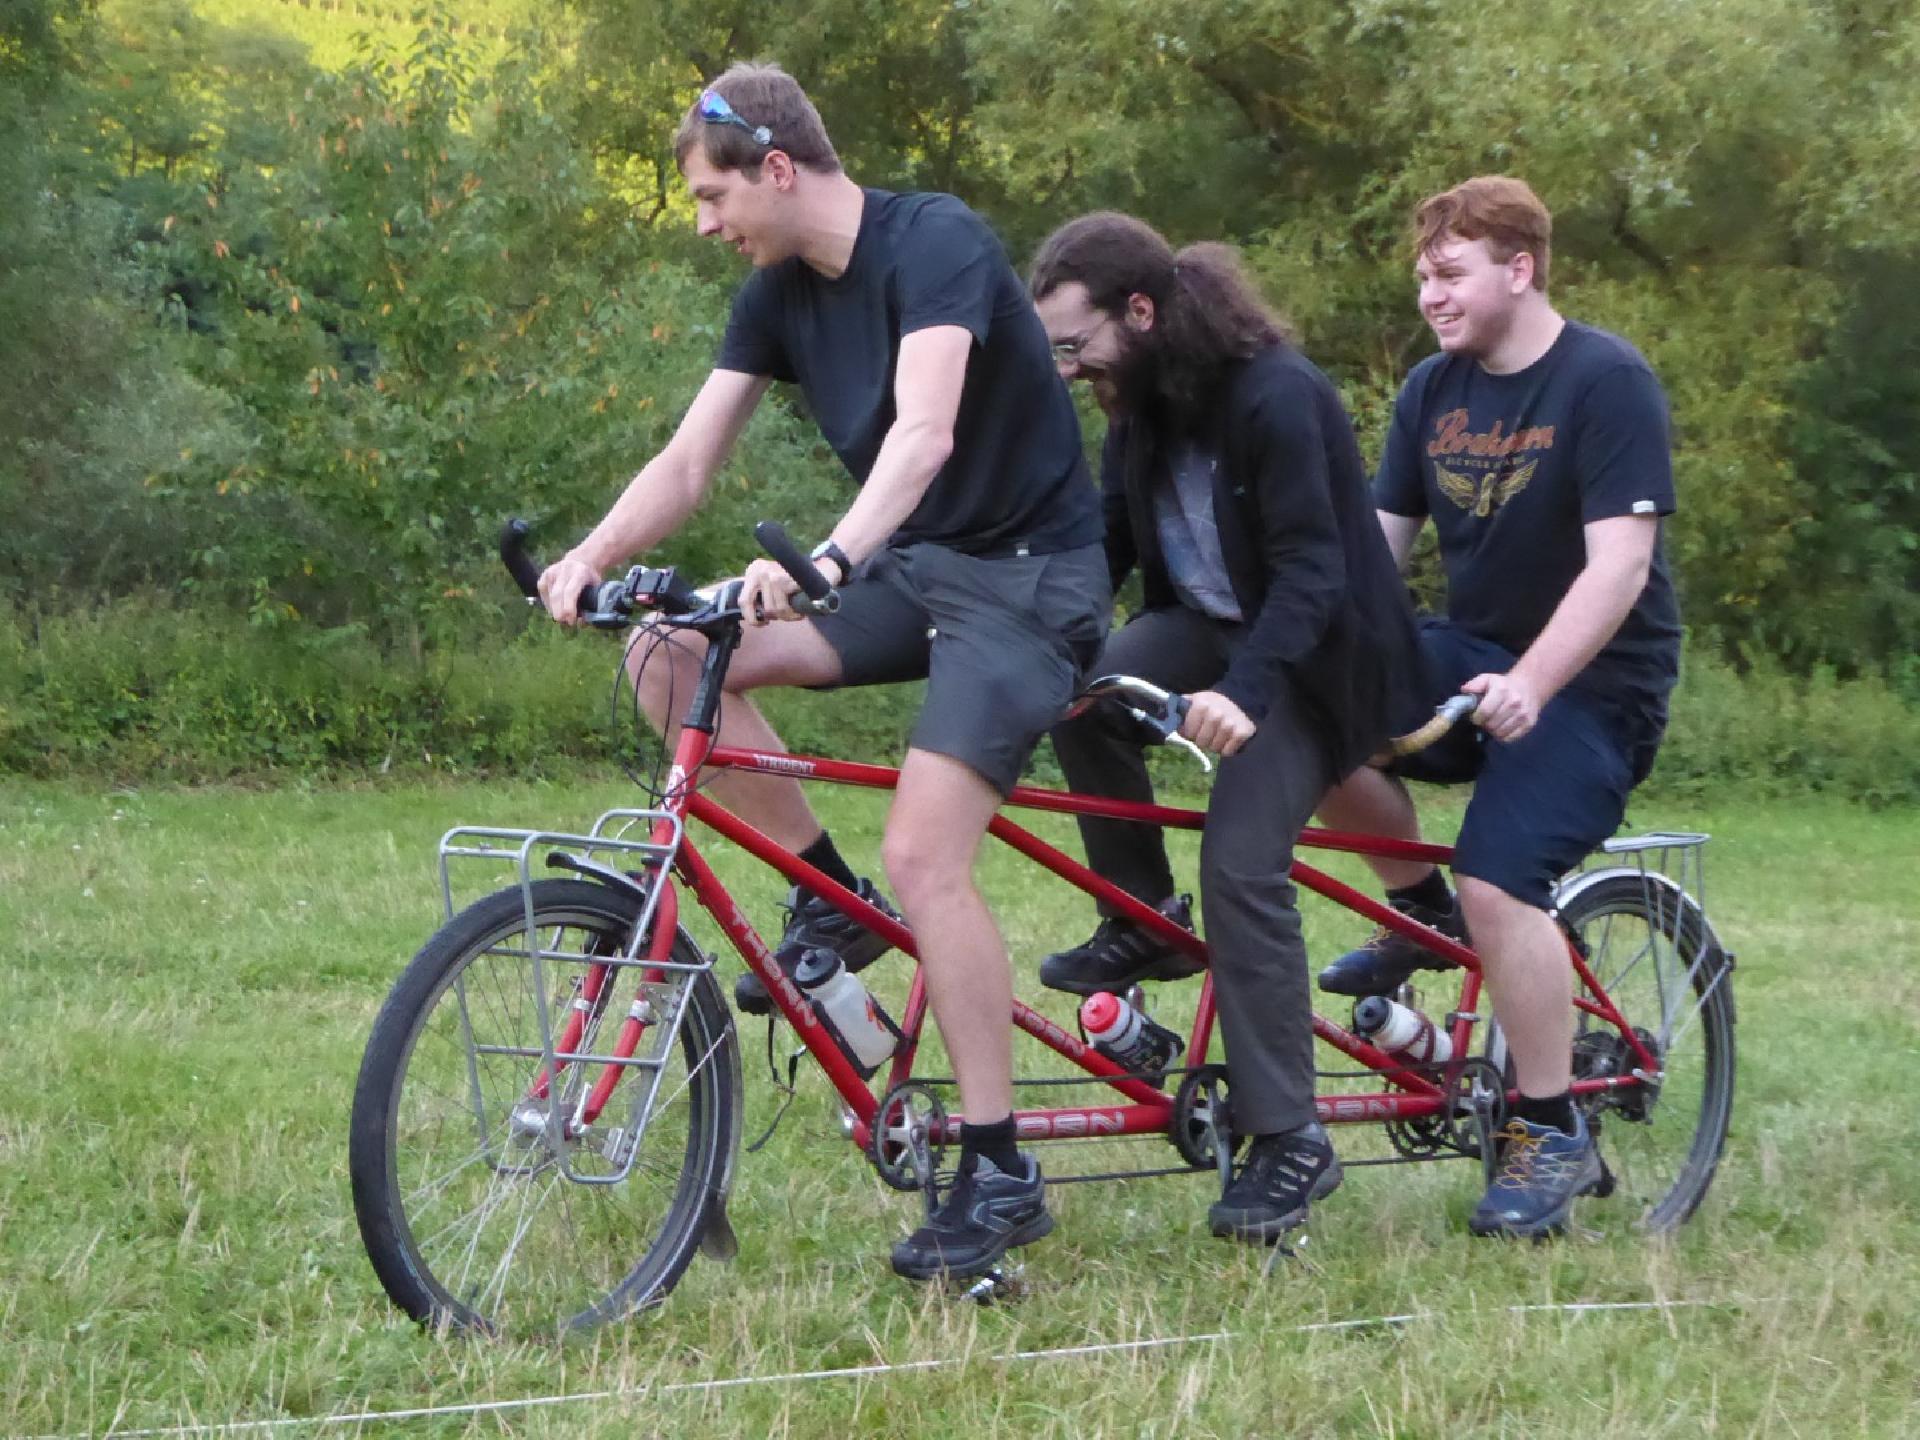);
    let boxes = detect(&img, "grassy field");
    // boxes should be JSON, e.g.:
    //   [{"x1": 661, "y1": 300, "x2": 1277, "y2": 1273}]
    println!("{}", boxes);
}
[{"x1": 2, "y1": 775, "x2": 1916, "y2": 1437}]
